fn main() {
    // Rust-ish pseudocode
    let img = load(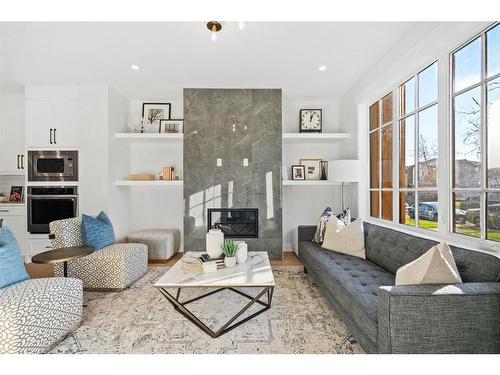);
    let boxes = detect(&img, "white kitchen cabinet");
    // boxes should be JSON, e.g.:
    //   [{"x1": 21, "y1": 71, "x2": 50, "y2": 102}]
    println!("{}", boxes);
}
[
  {"x1": 53, "y1": 100, "x2": 80, "y2": 147},
  {"x1": 0, "y1": 206, "x2": 27, "y2": 256},
  {"x1": 0, "y1": 105, "x2": 25, "y2": 174},
  {"x1": 27, "y1": 237, "x2": 53, "y2": 260},
  {"x1": 26, "y1": 100, "x2": 80, "y2": 148}
]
